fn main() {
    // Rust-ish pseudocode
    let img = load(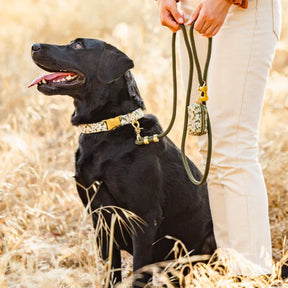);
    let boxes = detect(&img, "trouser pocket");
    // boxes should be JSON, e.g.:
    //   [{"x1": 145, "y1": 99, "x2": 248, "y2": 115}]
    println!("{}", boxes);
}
[{"x1": 272, "y1": 0, "x2": 281, "y2": 40}]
